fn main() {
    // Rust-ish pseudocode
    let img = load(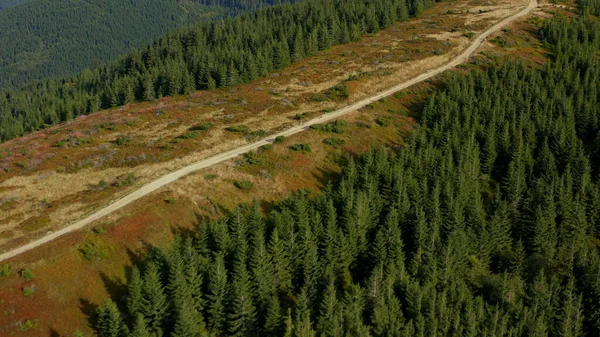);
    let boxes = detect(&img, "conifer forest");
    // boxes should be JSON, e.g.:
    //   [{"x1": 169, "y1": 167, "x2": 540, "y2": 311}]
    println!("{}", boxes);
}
[
  {"x1": 94, "y1": 6, "x2": 600, "y2": 337},
  {"x1": 0, "y1": 0, "x2": 298, "y2": 91},
  {"x1": 0, "y1": 0, "x2": 433, "y2": 142}
]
